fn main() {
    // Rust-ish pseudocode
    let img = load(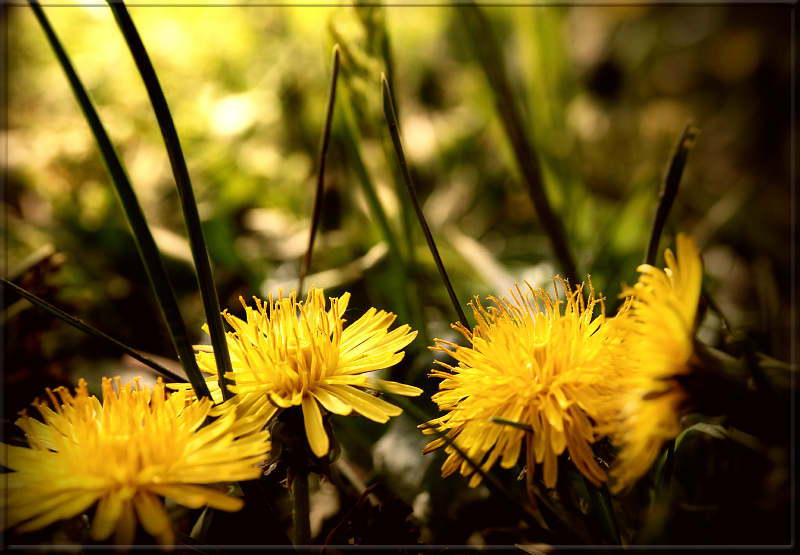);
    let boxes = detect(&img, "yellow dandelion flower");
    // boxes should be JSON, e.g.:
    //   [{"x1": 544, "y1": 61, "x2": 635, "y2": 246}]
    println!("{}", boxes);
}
[
  {"x1": 421, "y1": 279, "x2": 620, "y2": 490},
  {"x1": 1, "y1": 377, "x2": 270, "y2": 548},
  {"x1": 179, "y1": 287, "x2": 421, "y2": 459},
  {"x1": 608, "y1": 233, "x2": 703, "y2": 492}
]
